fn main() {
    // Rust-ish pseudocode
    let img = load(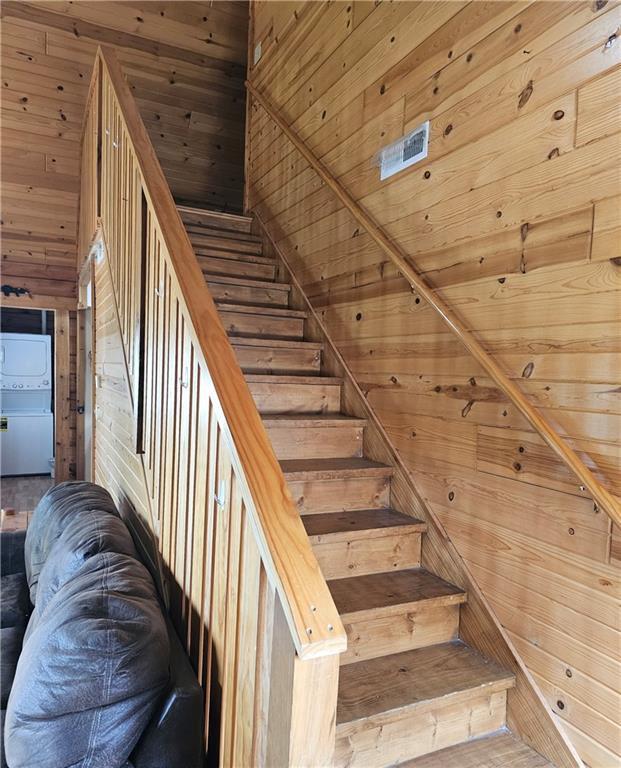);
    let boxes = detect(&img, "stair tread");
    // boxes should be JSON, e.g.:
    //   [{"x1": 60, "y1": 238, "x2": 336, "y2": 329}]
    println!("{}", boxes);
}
[
  {"x1": 281, "y1": 457, "x2": 393, "y2": 481},
  {"x1": 337, "y1": 641, "x2": 515, "y2": 726},
  {"x1": 398, "y1": 731, "x2": 555, "y2": 768},
  {"x1": 263, "y1": 414, "x2": 365, "y2": 427},
  {"x1": 329, "y1": 568, "x2": 466, "y2": 618},
  {"x1": 206, "y1": 274, "x2": 291, "y2": 291},
  {"x1": 304, "y1": 508, "x2": 426, "y2": 542},
  {"x1": 245, "y1": 373, "x2": 342, "y2": 385},
  {"x1": 216, "y1": 301, "x2": 307, "y2": 319},
  {"x1": 230, "y1": 336, "x2": 322, "y2": 350}
]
